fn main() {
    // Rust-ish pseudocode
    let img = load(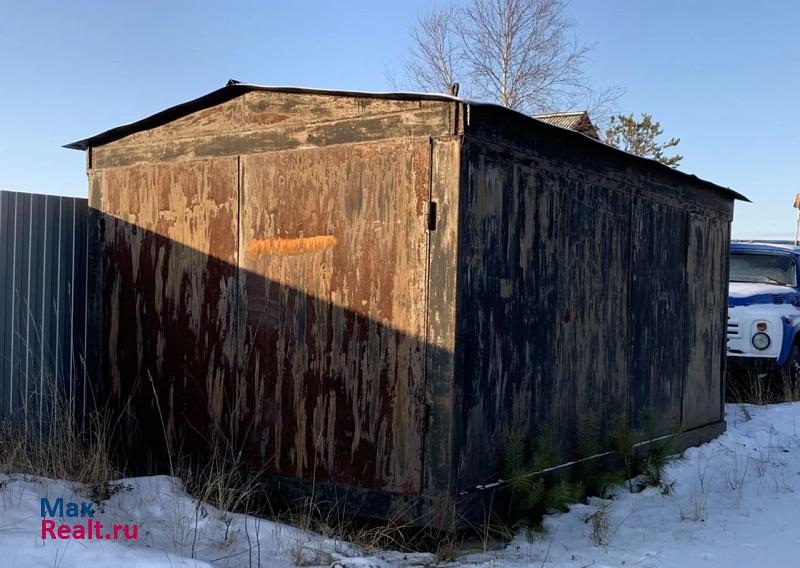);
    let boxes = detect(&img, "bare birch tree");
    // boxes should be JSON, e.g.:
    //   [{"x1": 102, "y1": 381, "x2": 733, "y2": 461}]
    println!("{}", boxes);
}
[
  {"x1": 403, "y1": 0, "x2": 619, "y2": 116},
  {"x1": 403, "y1": 7, "x2": 463, "y2": 94}
]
